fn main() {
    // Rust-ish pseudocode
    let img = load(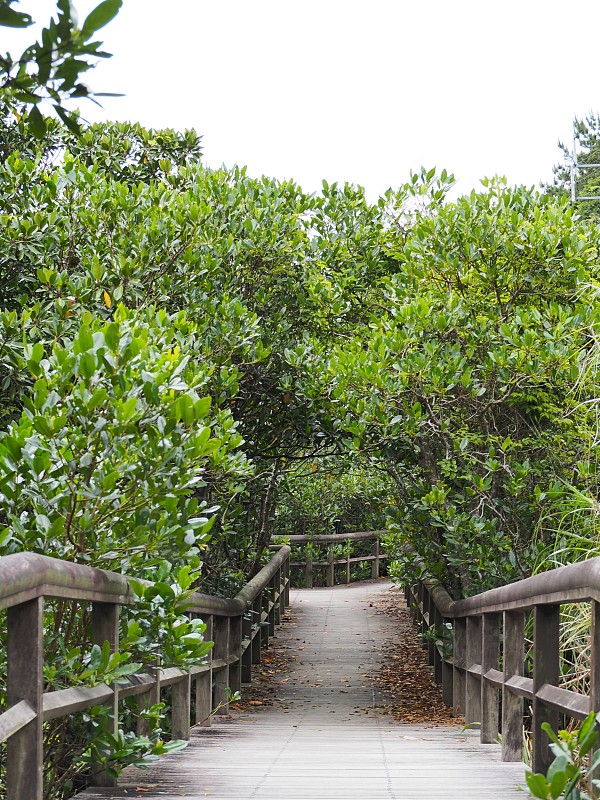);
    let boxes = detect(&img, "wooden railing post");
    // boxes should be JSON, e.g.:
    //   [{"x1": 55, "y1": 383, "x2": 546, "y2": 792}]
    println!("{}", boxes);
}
[
  {"x1": 7, "y1": 597, "x2": 44, "y2": 800},
  {"x1": 407, "y1": 584, "x2": 416, "y2": 622},
  {"x1": 242, "y1": 612, "x2": 253, "y2": 684},
  {"x1": 268, "y1": 580, "x2": 276, "y2": 637},
  {"x1": 229, "y1": 614, "x2": 242, "y2": 699},
  {"x1": 195, "y1": 615, "x2": 213, "y2": 727},
  {"x1": 279, "y1": 565, "x2": 286, "y2": 619},
  {"x1": 426, "y1": 590, "x2": 435, "y2": 667},
  {"x1": 261, "y1": 590, "x2": 270, "y2": 647},
  {"x1": 326, "y1": 551, "x2": 335, "y2": 587},
  {"x1": 284, "y1": 557, "x2": 290, "y2": 606},
  {"x1": 371, "y1": 536, "x2": 380, "y2": 579},
  {"x1": 432, "y1": 605, "x2": 443, "y2": 684},
  {"x1": 416, "y1": 582, "x2": 424, "y2": 629},
  {"x1": 213, "y1": 616, "x2": 230, "y2": 714},
  {"x1": 252, "y1": 596, "x2": 262, "y2": 665},
  {"x1": 91, "y1": 600, "x2": 120, "y2": 787},
  {"x1": 346, "y1": 542, "x2": 351, "y2": 584},
  {"x1": 453, "y1": 616, "x2": 466, "y2": 715},
  {"x1": 274, "y1": 568, "x2": 282, "y2": 625},
  {"x1": 532, "y1": 604, "x2": 560, "y2": 773},
  {"x1": 591, "y1": 601, "x2": 600, "y2": 713},
  {"x1": 481, "y1": 613, "x2": 500, "y2": 744},
  {"x1": 589, "y1": 601, "x2": 600, "y2": 797},
  {"x1": 137, "y1": 663, "x2": 161, "y2": 736},
  {"x1": 465, "y1": 616, "x2": 482, "y2": 724},
  {"x1": 502, "y1": 610, "x2": 525, "y2": 761},
  {"x1": 441, "y1": 618, "x2": 454, "y2": 707},
  {"x1": 305, "y1": 555, "x2": 313, "y2": 588},
  {"x1": 171, "y1": 673, "x2": 191, "y2": 740}
]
